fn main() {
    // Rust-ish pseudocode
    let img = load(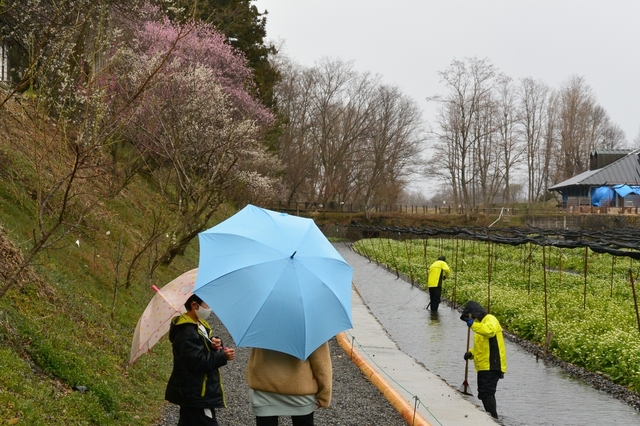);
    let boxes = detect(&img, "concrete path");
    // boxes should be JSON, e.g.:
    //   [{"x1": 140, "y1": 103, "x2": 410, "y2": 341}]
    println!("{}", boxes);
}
[{"x1": 336, "y1": 244, "x2": 498, "y2": 426}]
